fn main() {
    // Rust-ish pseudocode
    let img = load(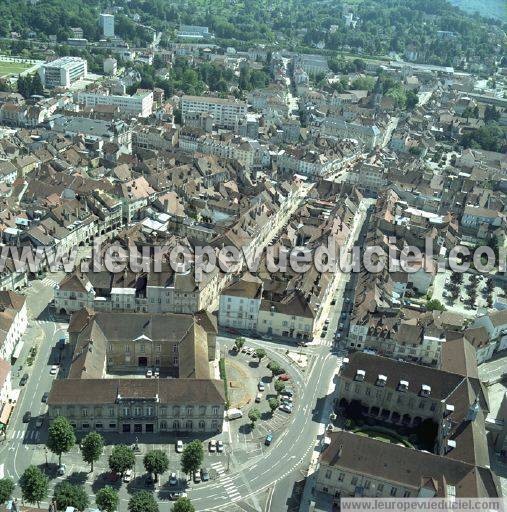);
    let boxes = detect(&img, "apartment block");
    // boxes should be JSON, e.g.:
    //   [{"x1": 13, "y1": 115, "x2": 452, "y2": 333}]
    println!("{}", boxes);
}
[
  {"x1": 77, "y1": 90, "x2": 154, "y2": 117},
  {"x1": 181, "y1": 95, "x2": 247, "y2": 129}
]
